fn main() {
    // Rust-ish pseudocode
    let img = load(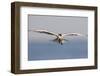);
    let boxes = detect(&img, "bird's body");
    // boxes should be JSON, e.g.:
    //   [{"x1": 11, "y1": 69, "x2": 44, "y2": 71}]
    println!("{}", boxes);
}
[
  {"x1": 29, "y1": 29, "x2": 86, "y2": 45},
  {"x1": 56, "y1": 34, "x2": 64, "y2": 45}
]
